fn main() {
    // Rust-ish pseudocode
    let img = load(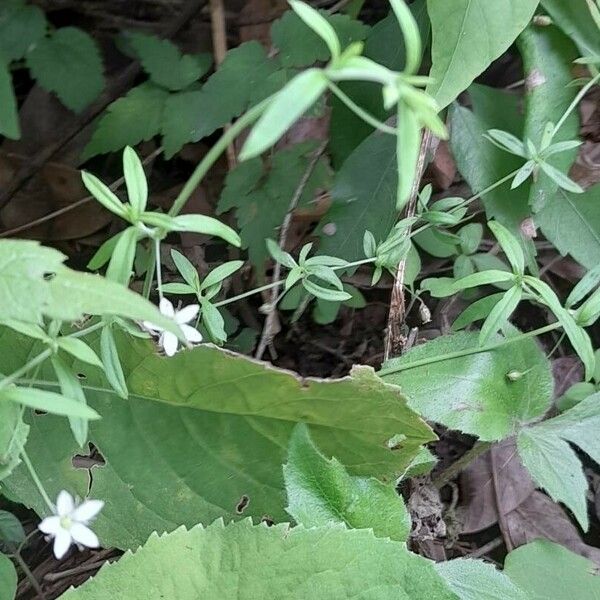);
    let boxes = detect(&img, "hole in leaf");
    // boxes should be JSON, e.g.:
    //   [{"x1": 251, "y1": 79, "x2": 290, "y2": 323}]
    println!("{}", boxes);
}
[{"x1": 236, "y1": 495, "x2": 250, "y2": 514}]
